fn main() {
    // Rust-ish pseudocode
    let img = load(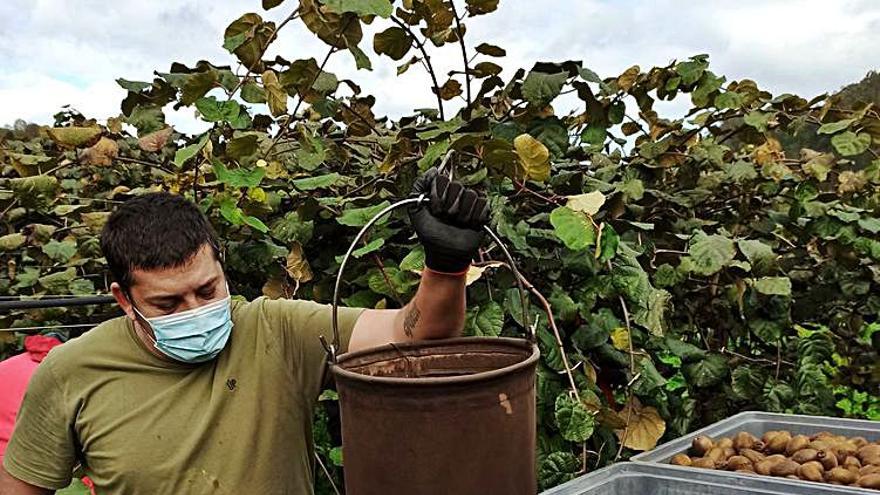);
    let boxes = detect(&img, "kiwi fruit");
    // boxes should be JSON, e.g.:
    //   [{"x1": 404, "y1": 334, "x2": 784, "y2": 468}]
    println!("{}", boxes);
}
[
  {"x1": 733, "y1": 431, "x2": 759, "y2": 451},
  {"x1": 691, "y1": 457, "x2": 716, "y2": 469},
  {"x1": 857, "y1": 473, "x2": 880, "y2": 489},
  {"x1": 691, "y1": 435, "x2": 714, "y2": 457},
  {"x1": 843, "y1": 455, "x2": 862, "y2": 471},
  {"x1": 716, "y1": 437, "x2": 734, "y2": 449},
  {"x1": 739, "y1": 448, "x2": 765, "y2": 464},
  {"x1": 859, "y1": 444, "x2": 880, "y2": 463},
  {"x1": 770, "y1": 460, "x2": 800, "y2": 477},
  {"x1": 754, "y1": 459, "x2": 776, "y2": 476},
  {"x1": 861, "y1": 465, "x2": 880, "y2": 476},
  {"x1": 851, "y1": 436, "x2": 869, "y2": 448},
  {"x1": 785, "y1": 434, "x2": 810, "y2": 456},
  {"x1": 797, "y1": 461, "x2": 825, "y2": 482},
  {"x1": 827, "y1": 466, "x2": 858, "y2": 485},
  {"x1": 820, "y1": 448, "x2": 839, "y2": 470},
  {"x1": 725, "y1": 455, "x2": 752, "y2": 471},
  {"x1": 705, "y1": 447, "x2": 726, "y2": 463},
  {"x1": 791, "y1": 448, "x2": 819, "y2": 464},
  {"x1": 766, "y1": 431, "x2": 792, "y2": 454},
  {"x1": 670, "y1": 454, "x2": 692, "y2": 466}
]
